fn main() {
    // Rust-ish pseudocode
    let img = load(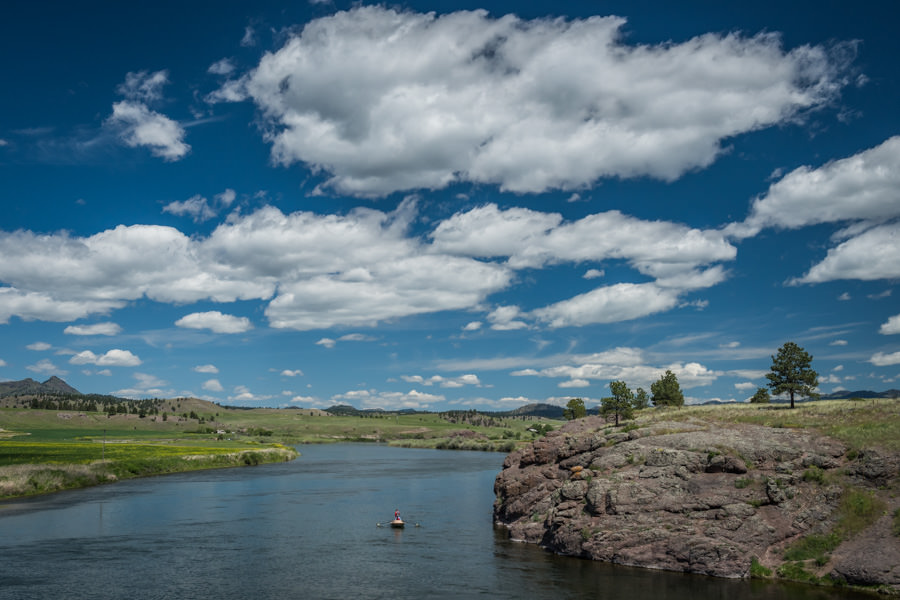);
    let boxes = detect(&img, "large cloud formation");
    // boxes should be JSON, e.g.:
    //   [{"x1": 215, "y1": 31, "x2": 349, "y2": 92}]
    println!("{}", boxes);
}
[
  {"x1": 0, "y1": 200, "x2": 734, "y2": 331},
  {"x1": 728, "y1": 136, "x2": 900, "y2": 284},
  {"x1": 214, "y1": 7, "x2": 847, "y2": 196}
]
